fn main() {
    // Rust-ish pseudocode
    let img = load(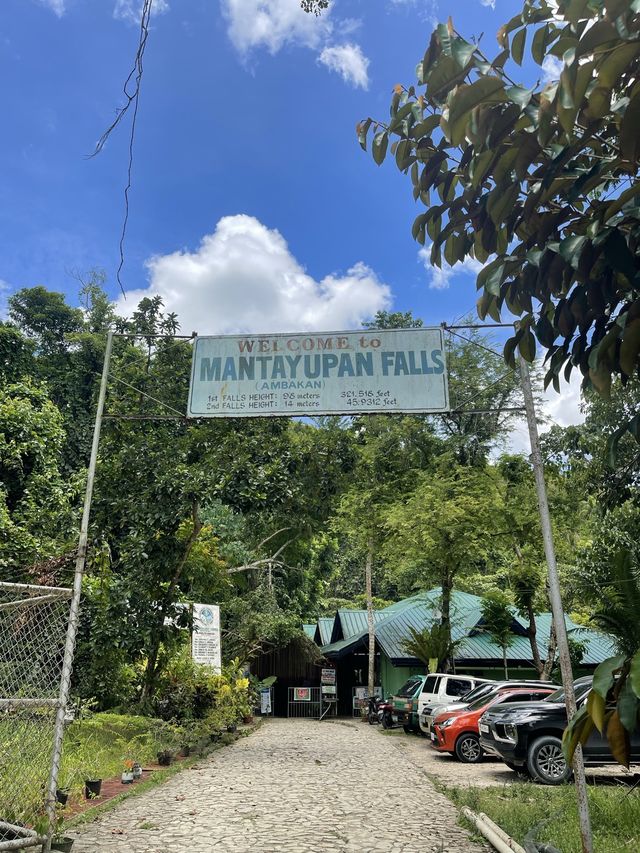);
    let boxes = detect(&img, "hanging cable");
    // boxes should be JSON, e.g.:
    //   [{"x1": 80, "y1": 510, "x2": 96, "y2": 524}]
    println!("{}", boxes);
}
[{"x1": 87, "y1": 0, "x2": 155, "y2": 297}]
